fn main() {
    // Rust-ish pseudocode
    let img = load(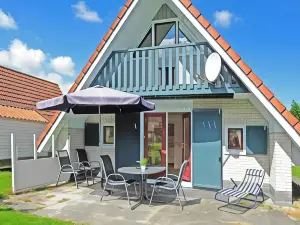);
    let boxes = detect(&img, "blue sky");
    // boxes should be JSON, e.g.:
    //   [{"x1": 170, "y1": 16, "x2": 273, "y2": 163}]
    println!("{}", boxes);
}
[{"x1": 0, "y1": 0, "x2": 299, "y2": 107}]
